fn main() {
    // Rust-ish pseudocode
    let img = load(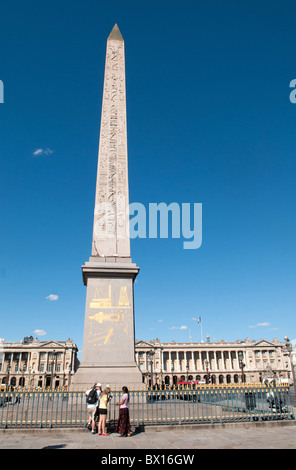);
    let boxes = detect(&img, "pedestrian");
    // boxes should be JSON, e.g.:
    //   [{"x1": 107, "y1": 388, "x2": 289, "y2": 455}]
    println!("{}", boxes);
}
[
  {"x1": 98, "y1": 387, "x2": 111, "y2": 436},
  {"x1": 115, "y1": 386, "x2": 131, "y2": 437},
  {"x1": 85, "y1": 383, "x2": 102, "y2": 434}
]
